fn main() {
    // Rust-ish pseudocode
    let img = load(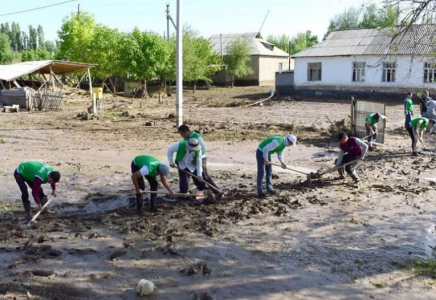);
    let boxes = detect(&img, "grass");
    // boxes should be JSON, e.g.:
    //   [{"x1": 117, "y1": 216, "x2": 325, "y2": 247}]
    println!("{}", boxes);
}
[{"x1": 400, "y1": 259, "x2": 436, "y2": 278}]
